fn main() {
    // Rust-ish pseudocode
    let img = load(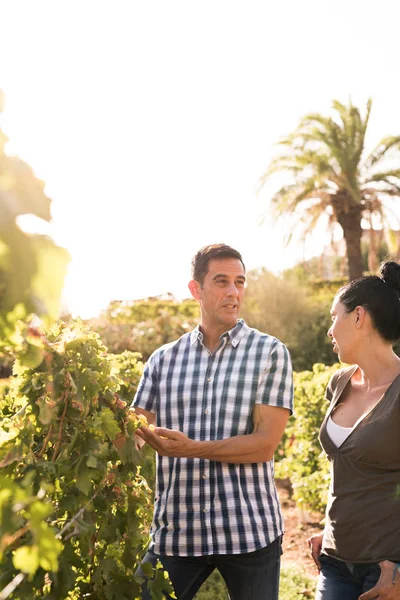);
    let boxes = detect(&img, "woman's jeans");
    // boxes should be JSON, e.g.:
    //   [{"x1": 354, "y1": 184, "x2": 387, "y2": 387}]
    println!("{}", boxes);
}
[
  {"x1": 137, "y1": 535, "x2": 282, "y2": 600},
  {"x1": 316, "y1": 553, "x2": 381, "y2": 599}
]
